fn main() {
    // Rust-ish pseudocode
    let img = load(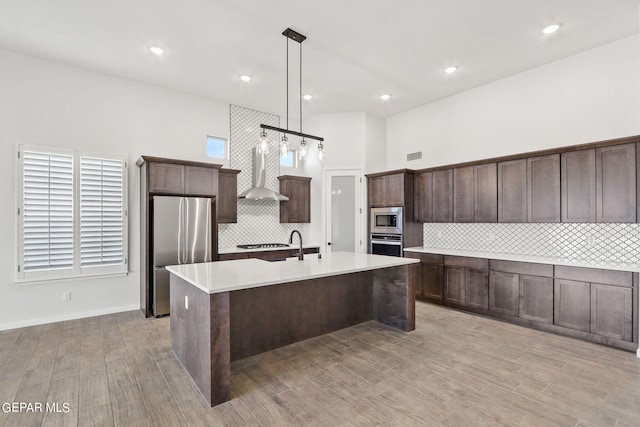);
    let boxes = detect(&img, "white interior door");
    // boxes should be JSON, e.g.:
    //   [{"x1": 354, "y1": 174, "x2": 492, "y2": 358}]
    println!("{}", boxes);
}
[{"x1": 325, "y1": 169, "x2": 363, "y2": 253}]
